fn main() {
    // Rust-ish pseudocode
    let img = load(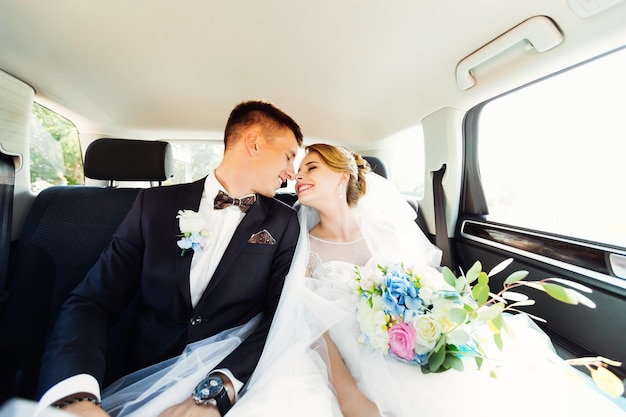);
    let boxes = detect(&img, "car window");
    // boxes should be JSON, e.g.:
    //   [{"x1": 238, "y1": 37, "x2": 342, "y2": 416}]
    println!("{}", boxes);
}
[
  {"x1": 165, "y1": 141, "x2": 225, "y2": 185},
  {"x1": 477, "y1": 47, "x2": 626, "y2": 249},
  {"x1": 391, "y1": 125, "x2": 425, "y2": 199},
  {"x1": 30, "y1": 102, "x2": 83, "y2": 191}
]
